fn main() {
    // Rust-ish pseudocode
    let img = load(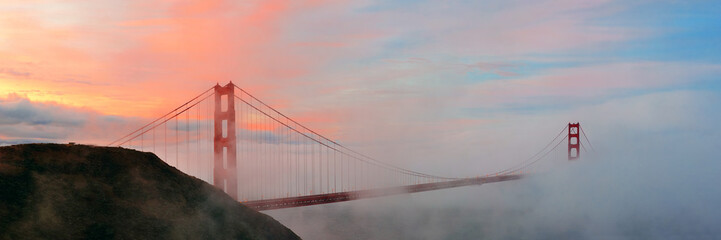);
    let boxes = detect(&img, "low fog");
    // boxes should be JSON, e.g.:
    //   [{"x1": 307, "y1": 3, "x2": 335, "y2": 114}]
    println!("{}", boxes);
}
[{"x1": 264, "y1": 91, "x2": 721, "y2": 239}]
